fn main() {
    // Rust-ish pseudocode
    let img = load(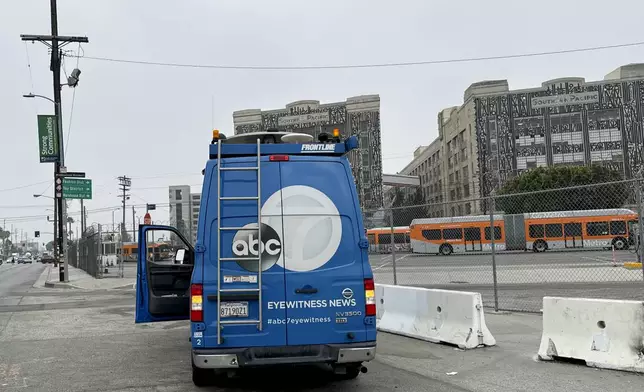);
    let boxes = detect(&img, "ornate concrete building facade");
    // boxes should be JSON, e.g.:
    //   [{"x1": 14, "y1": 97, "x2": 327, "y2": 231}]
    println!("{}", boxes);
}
[
  {"x1": 233, "y1": 95, "x2": 384, "y2": 210},
  {"x1": 475, "y1": 64, "x2": 644, "y2": 200}
]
